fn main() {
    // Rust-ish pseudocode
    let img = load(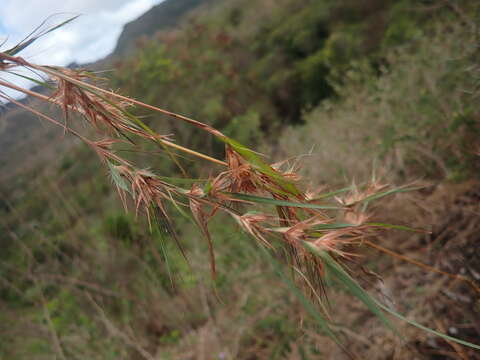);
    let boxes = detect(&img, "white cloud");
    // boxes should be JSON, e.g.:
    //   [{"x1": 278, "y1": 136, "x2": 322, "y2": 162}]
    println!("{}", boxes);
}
[
  {"x1": 0, "y1": 0, "x2": 162, "y2": 65},
  {"x1": 0, "y1": 0, "x2": 162, "y2": 100}
]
